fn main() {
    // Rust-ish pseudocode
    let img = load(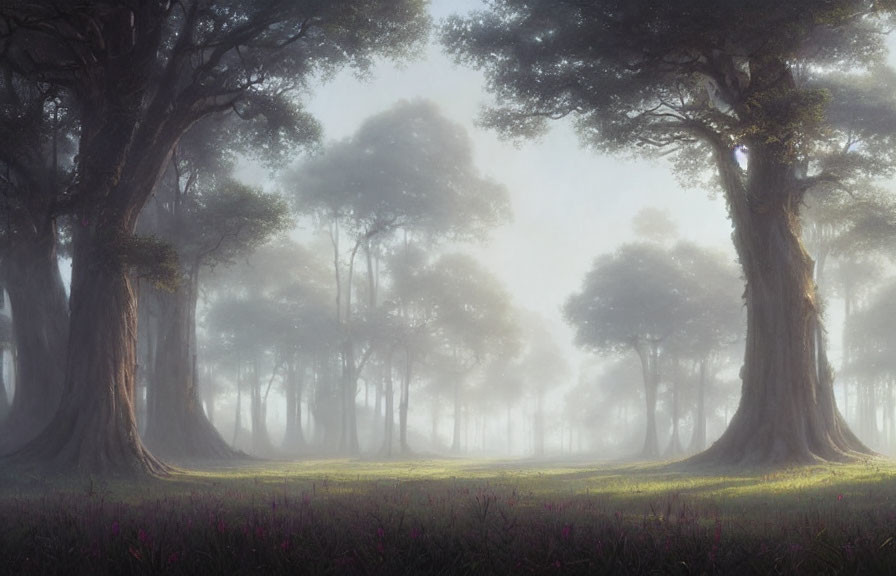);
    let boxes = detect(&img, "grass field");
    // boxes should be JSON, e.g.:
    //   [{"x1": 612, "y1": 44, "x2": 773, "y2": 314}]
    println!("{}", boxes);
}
[{"x1": 1, "y1": 457, "x2": 896, "y2": 574}]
